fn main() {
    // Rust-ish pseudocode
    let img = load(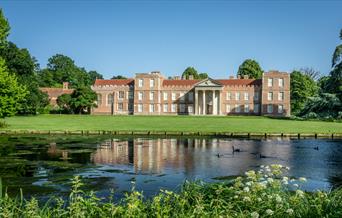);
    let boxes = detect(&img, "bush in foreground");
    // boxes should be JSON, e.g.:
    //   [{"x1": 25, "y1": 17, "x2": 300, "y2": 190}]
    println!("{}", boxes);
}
[{"x1": 0, "y1": 165, "x2": 342, "y2": 217}]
